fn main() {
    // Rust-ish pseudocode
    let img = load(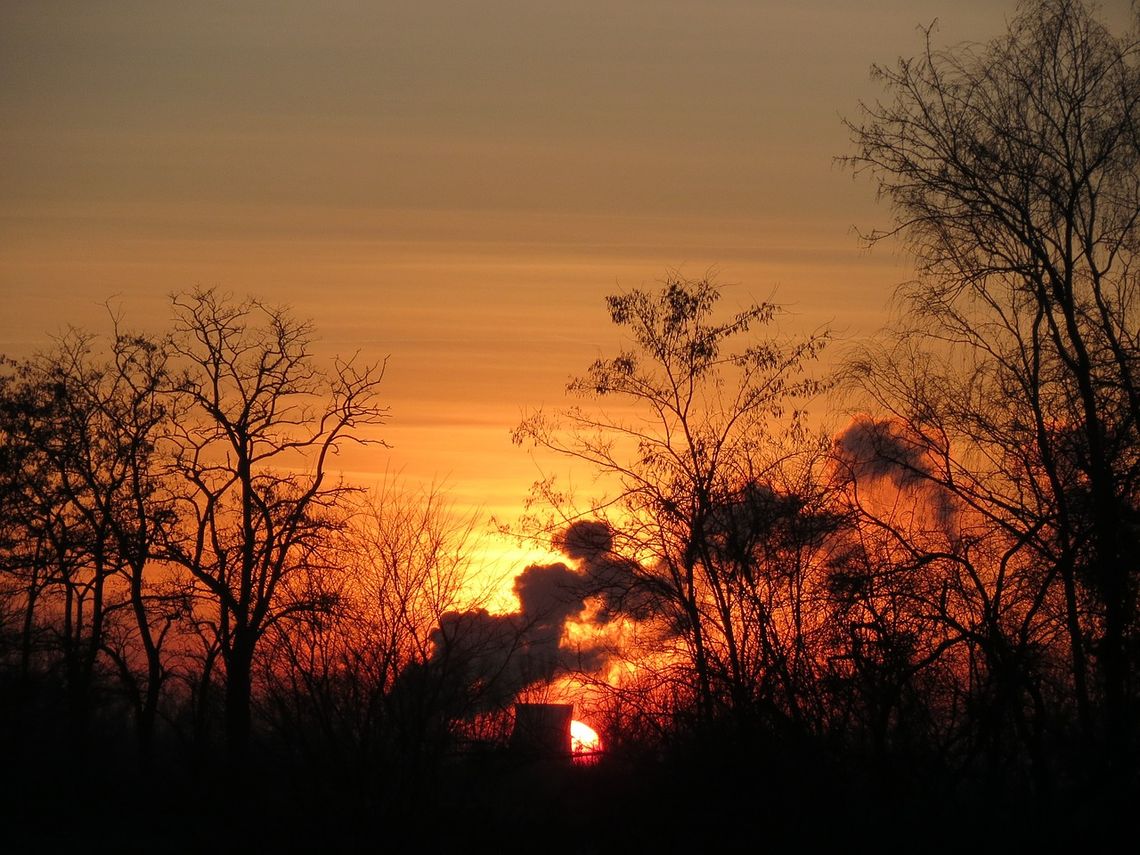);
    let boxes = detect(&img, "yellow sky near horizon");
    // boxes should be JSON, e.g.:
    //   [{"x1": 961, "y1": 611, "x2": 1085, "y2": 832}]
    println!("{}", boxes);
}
[{"x1": 4, "y1": 1, "x2": 1133, "y2": 585}]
